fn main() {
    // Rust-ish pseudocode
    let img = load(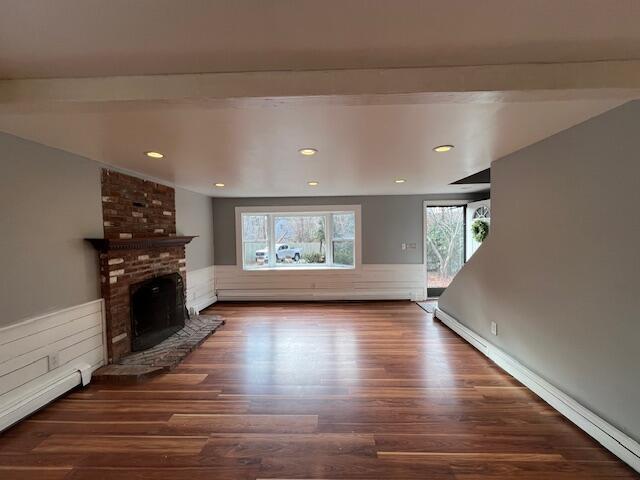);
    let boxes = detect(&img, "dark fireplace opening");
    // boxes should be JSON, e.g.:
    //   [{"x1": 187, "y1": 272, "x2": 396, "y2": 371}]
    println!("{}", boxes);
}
[{"x1": 130, "y1": 273, "x2": 187, "y2": 352}]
